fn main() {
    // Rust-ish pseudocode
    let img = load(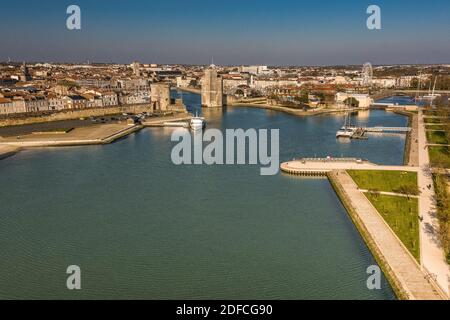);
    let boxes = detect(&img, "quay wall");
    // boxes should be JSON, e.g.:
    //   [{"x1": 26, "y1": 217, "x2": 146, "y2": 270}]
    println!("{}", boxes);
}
[
  {"x1": 0, "y1": 146, "x2": 21, "y2": 160},
  {"x1": 281, "y1": 165, "x2": 443, "y2": 299},
  {"x1": 0, "y1": 105, "x2": 152, "y2": 128},
  {"x1": 326, "y1": 171, "x2": 408, "y2": 300}
]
